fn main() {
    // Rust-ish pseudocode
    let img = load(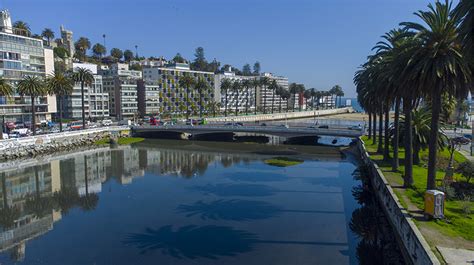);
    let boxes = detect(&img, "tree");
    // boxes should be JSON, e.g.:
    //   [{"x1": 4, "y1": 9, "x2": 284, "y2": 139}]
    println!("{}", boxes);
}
[
  {"x1": 195, "y1": 77, "x2": 210, "y2": 118},
  {"x1": 173, "y1": 53, "x2": 187, "y2": 64},
  {"x1": 455, "y1": 0, "x2": 474, "y2": 63},
  {"x1": 220, "y1": 79, "x2": 232, "y2": 117},
  {"x1": 297, "y1": 84, "x2": 305, "y2": 111},
  {"x1": 13, "y1": 21, "x2": 30, "y2": 36},
  {"x1": 268, "y1": 80, "x2": 279, "y2": 114},
  {"x1": 74, "y1": 37, "x2": 91, "y2": 61},
  {"x1": 191, "y1": 47, "x2": 207, "y2": 71},
  {"x1": 92, "y1": 43, "x2": 106, "y2": 58},
  {"x1": 252, "y1": 78, "x2": 260, "y2": 114},
  {"x1": 53, "y1": 46, "x2": 69, "y2": 60},
  {"x1": 260, "y1": 77, "x2": 270, "y2": 114},
  {"x1": 241, "y1": 79, "x2": 252, "y2": 115},
  {"x1": 457, "y1": 161, "x2": 474, "y2": 183},
  {"x1": 130, "y1": 64, "x2": 142, "y2": 71},
  {"x1": 310, "y1": 88, "x2": 317, "y2": 110},
  {"x1": 401, "y1": 1, "x2": 472, "y2": 189},
  {"x1": 178, "y1": 75, "x2": 195, "y2": 119},
  {"x1": 46, "y1": 72, "x2": 73, "y2": 132},
  {"x1": 289, "y1": 83, "x2": 298, "y2": 112},
  {"x1": 231, "y1": 80, "x2": 242, "y2": 116},
  {"x1": 242, "y1": 64, "x2": 252, "y2": 76},
  {"x1": 17, "y1": 76, "x2": 47, "y2": 135},
  {"x1": 41, "y1": 28, "x2": 54, "y2": 46},
  {"x1": 253, "y1": 61, "x2": 261, "y2": 75},
  {"x1": 110, "y1": 48, "x2": 123, "y2": 61},
  {"x1": 0, "y1": 78, "x2": 13, "y2": 135},
  {"x1": 124, "y1": 49, "x2": 134, "y2": 62},
  {"x1": 303, "y1": 89, "x2": 312, "y2": 111},
  {"x1": 72, "y1": 68, "x2": 94, "y2": 129}
]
